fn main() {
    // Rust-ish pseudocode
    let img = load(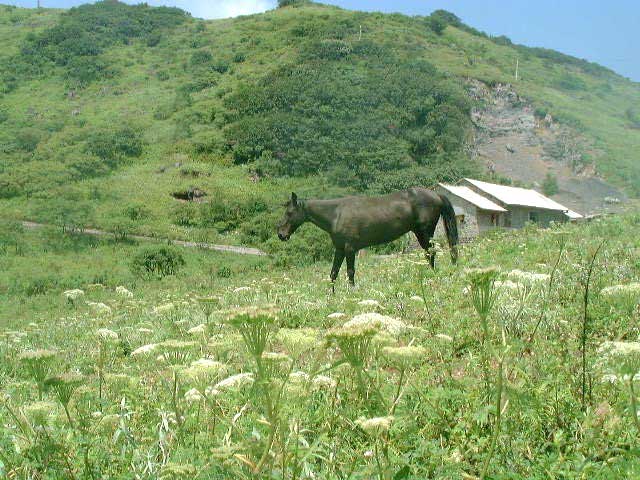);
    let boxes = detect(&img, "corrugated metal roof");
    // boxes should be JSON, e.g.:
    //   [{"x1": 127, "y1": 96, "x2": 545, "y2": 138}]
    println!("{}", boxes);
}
[
  {"x1": 439, "y1": 184, "x2": 507, "y2": 212},
  {"x1": 463, "y1": 178, "x2": 577, "y2": 212}
]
